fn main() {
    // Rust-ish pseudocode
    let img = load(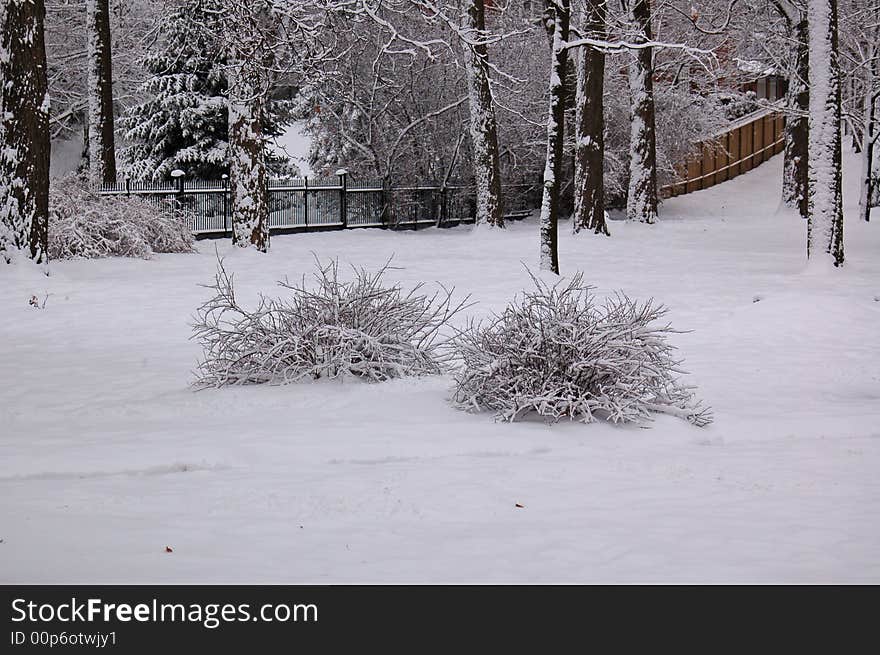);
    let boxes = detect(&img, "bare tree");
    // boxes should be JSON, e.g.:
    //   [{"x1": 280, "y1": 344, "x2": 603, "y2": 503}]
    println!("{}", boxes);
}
[
  {"x1": 769, "y1": 0, "x2": 809, "y2": 217},
  {"x1": 219, "y1": 0, "x2": 288, "y2": 252},
  {"x1": 462, "y1": 0, "x2": 504, "y2": 227},
  {"x1": 0, "y1": 0, "x2": 50, "y2": 265},
  {"x1": 86, "y1": 0, "x2": 116, "y2": 186},
  {"x1": 573, "y1": 0, "x2": 609, "y2": 235},
  {"x1": 625, "y1": 0, "x2": 658, "y2": 224},
  {"x1": 539, "y1": 0, "x2": 571, "y2": 273},
  {"x1": 841, "y1": 0, "x2": 880, "y2": 222},
  {"x1": 807, "y1": 0, "x2": 844, "y2": 266}
]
